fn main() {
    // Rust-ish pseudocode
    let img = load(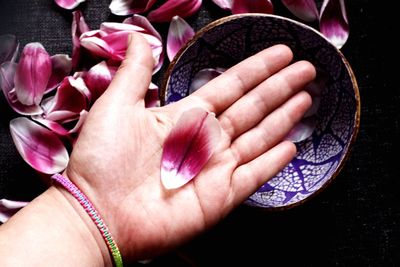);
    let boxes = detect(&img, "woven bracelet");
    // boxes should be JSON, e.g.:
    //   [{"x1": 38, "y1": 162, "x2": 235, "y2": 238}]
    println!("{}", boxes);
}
[{"x1": 51, "y1": 173, "x2": 123, "y2": 267}]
